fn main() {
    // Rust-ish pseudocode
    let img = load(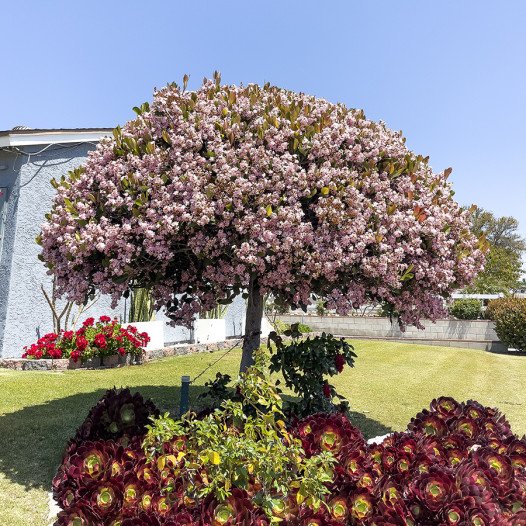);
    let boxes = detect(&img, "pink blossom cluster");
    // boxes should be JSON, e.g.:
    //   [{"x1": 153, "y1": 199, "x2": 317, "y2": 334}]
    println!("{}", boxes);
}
[{"x1": 39, "y1": 74, "x2": 485, "y2": 328}]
